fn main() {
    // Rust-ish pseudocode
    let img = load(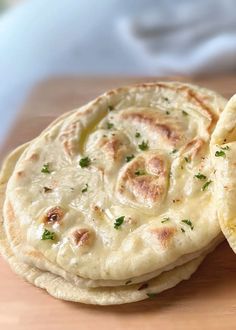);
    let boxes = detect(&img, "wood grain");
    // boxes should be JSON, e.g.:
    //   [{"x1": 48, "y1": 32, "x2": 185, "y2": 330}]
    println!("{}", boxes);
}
[{"x1": 1, "y1": 75, "x2": 236, "y2": 330}]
